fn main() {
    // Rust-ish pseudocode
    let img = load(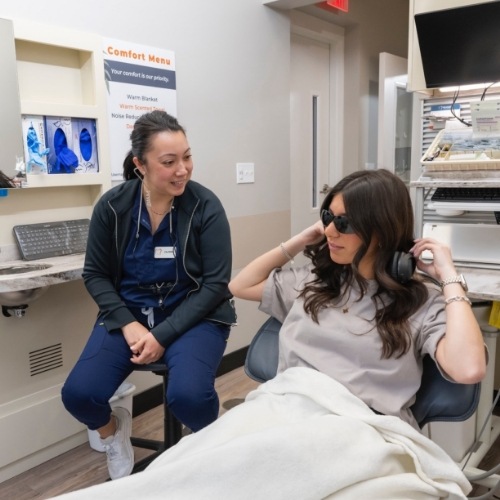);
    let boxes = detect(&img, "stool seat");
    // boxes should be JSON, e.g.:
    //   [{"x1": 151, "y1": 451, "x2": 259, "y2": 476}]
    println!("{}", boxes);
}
[
  {"x1": 133, "y1": 362, "x2": 171, "y2": 375},
  {"x1": 130, "y1": 362, "x2": 183, "y2": 473}
]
